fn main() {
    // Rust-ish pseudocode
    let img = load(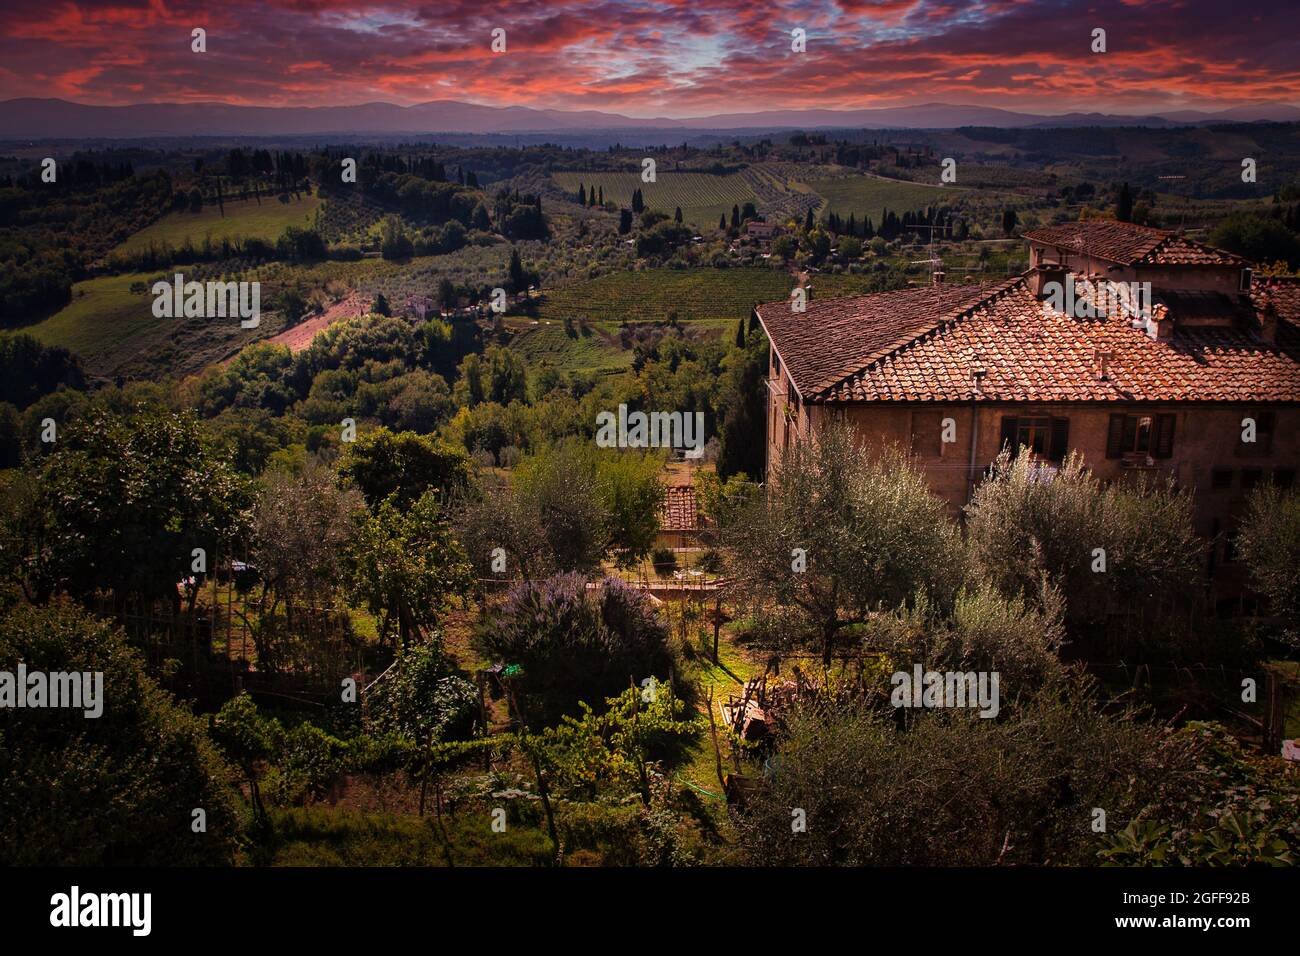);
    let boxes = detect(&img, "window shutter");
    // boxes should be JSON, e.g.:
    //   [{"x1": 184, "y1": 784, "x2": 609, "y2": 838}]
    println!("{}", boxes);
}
[
  {"x1": 1261, "y1": 411, "x2": 1275, "y2": 453},
  {"x1": 1049, "y1": 418, "x2": 1070, "y2": 461},
  {"x1": 1000, "y1": 417, "x2": 1018, "y2": 455},
  {"x1": 1106, "y1": 414, "x2": 1125, "y2": 458},
  {"x1": 1153, "y1": 413, "x2": 1176, "y2": 459}
]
